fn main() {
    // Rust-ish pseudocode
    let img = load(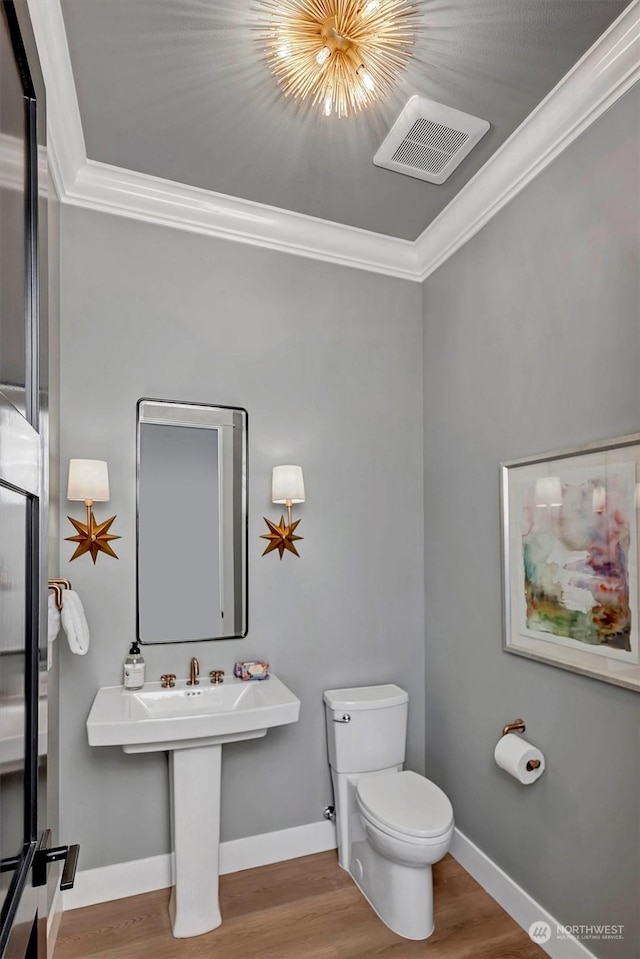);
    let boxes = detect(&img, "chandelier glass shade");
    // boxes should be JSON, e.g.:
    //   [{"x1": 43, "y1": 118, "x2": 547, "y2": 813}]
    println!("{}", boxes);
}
[{"x1": 260, "y1": 0, "x2": 417, "y2": 118}]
